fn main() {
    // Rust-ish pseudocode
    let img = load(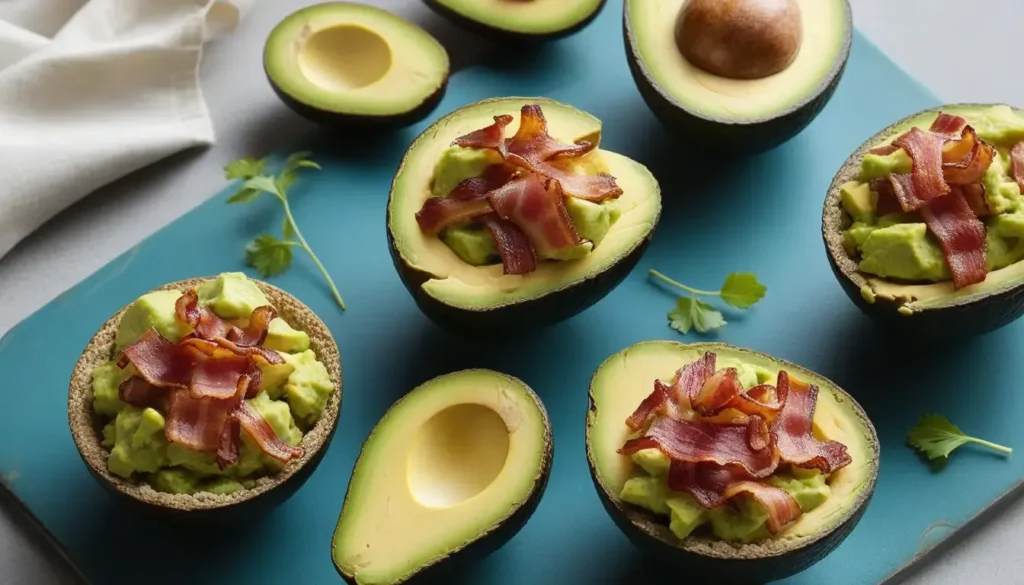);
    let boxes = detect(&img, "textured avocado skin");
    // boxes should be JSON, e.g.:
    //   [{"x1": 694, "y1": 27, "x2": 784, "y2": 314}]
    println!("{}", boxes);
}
[
  {"x1": 388, "y1": 226, "x2": 655, "y2": 335},
  {"x1": 266, "y1": 71, "x2": 449, "y2": 129},
  {"x1": 423, "y1": 0, "x2": 606, "y2": 41},
  {"x1": 822, "y1": 103, "x2": 1024, "y2": 339},
  {"x1": 332, "y1": 376, "x2": 554, "y2": 585},
  {"x1": 622, "y1": 0, "x2": 852, "y2": 155},
  {"x1": 586, "y1": 342, "x2": 879, "y2": 584}
]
